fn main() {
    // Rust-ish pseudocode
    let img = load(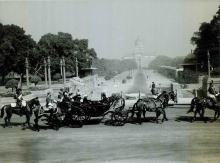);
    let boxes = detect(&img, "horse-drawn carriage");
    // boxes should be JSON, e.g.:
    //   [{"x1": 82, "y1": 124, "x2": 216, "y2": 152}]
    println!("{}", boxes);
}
[
  {"x1": 0, "y1": 89, "x2": 176, "y2": 130},
  {"x1": 31, "y1": 93, "x2": 127, "y2": 131}
]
